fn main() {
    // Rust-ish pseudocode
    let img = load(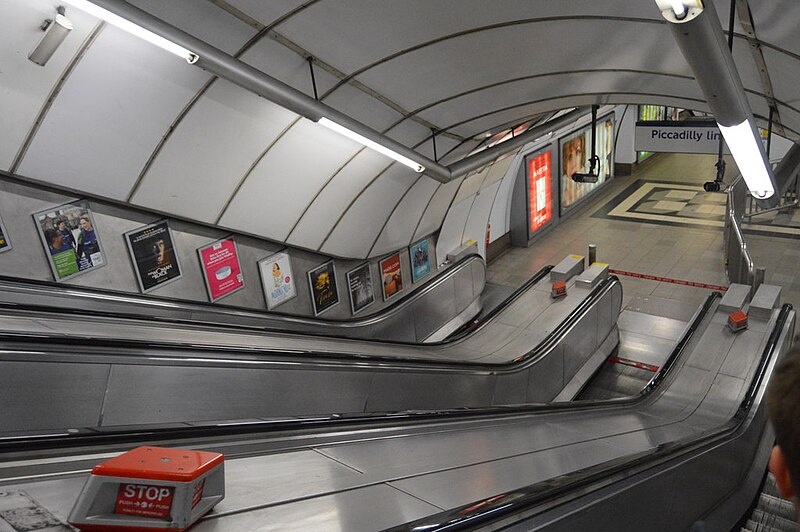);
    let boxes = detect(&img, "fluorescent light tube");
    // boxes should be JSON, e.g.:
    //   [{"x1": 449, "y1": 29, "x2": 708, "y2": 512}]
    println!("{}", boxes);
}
[
  {"x1": 718, "y1": 120, "x2": 774, "y2": 199},
  {"x1": 62, "y1": 0, "x2": 198, "y2": 63},
  {"x1": 318, "y1": 117, "x2": 425, "y2": 173}
]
